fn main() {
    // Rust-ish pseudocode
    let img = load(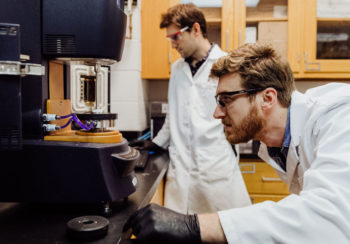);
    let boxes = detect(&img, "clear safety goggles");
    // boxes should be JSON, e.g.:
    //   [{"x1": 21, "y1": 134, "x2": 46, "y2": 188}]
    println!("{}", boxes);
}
[
  {"x1": 215, "y1": 88, "x2": 264, "y2": 107},
  {"x1": 166, "y1": 26, "x2": 189, "y2": 42}
]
